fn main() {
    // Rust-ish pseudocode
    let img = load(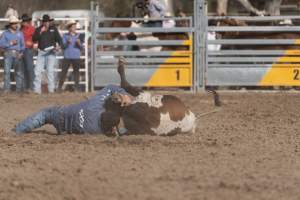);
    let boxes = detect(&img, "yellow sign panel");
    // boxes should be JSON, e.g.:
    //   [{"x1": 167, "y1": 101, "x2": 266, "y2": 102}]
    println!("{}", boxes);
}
[
  {"x1": 260, "y1": 67, "x2": 300, "y2": 86},
  {"x1": 260, "y1": 49, "x2": 300, "y2": 86},
  {"x1": 145, "y1": 37, "x2": 193, "y2": 87}
]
